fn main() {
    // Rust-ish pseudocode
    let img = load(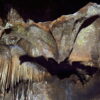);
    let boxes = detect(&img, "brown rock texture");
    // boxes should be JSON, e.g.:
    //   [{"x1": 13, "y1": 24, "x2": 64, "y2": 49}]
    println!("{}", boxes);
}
[{"x1": 0, "y1": 2, "x2": 100, "y2": 100}]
